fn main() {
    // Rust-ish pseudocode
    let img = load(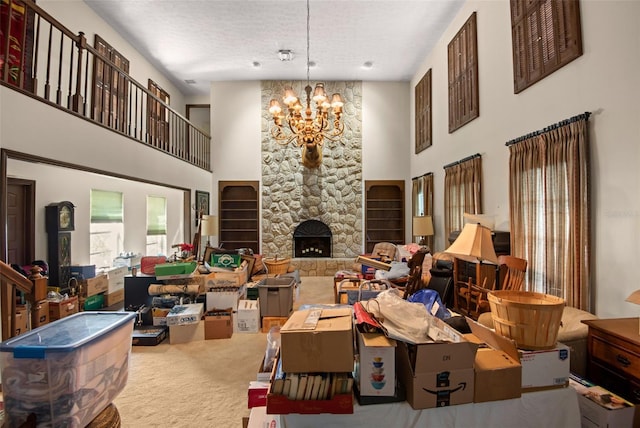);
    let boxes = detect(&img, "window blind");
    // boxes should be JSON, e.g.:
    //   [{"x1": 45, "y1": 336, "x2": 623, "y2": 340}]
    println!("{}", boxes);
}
[
  {"x1": 147, "y1": 196, "x2": 167, "y2": 235},
  {"x1": 90, "y1": 189, "x2": 123, "y2": 223}
]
